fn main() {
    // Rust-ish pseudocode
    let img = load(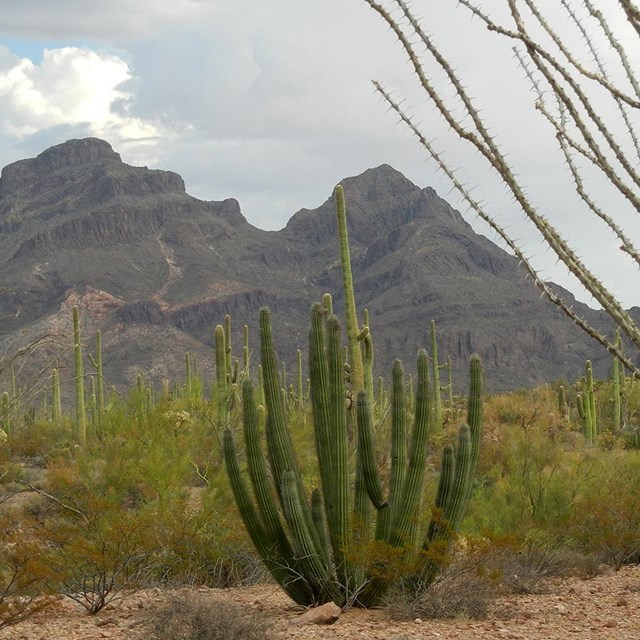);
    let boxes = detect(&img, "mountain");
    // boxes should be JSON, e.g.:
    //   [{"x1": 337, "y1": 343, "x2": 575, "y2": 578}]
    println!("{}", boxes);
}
[{"x1": 0, "y1": 138, "x2": 621, "y2": 398}]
